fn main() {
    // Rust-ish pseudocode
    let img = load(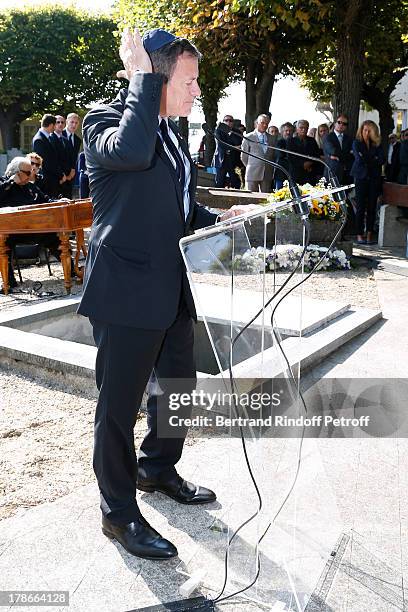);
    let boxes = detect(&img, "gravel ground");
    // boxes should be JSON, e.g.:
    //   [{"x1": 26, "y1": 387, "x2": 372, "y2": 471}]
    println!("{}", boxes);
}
[
  {"x1": 0, "y1": 258, "x2": 380, "y2": 520},
  {"x1": 0, "y1": 259, "x2": 83, "y2": 313},
  {"x1": 0, "y1": 362, "x2": 150, "y2": 521},
  {"x1": 0, "y1": 258, "x2": 379, "y2": 312},
  {"x1": 193, "y1": 263, "x2": 380, "y2": 310}
]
